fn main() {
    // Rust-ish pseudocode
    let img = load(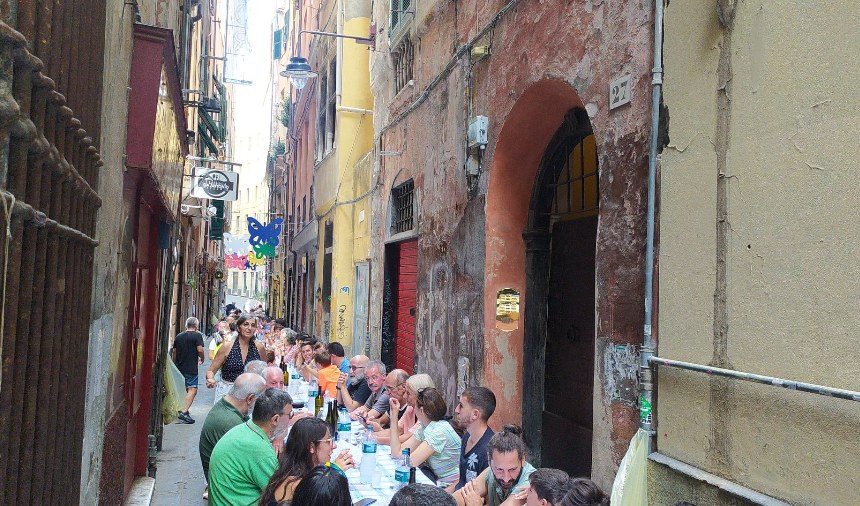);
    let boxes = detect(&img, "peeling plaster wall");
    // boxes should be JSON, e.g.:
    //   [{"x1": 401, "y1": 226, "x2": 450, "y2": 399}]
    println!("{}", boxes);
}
[
  {"x1": 370, "y1": 0, "x2": 652, "y2": 489},
  {"x1": 79, "y1": 2, "x2": 135, "y2": 504},
  {"x1": 658, "y1": 1, "x2": 860, "y2": 504}
]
